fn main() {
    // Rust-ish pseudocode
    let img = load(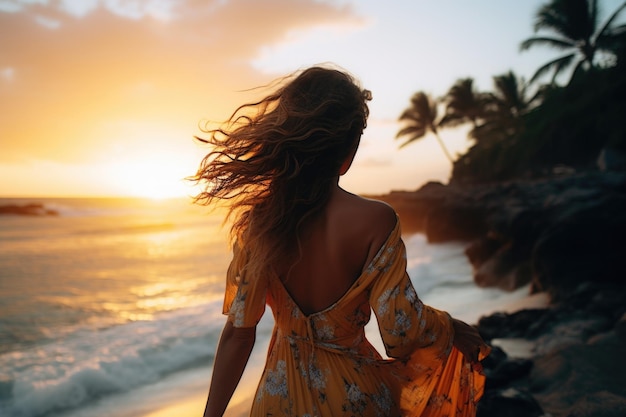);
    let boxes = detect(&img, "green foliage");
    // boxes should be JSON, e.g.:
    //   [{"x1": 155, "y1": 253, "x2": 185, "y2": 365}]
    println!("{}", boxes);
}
[
  {"x1": 398, "y1": 0, "x2": 626, "y2": 184},
  {"x1": 520, "y1": 0, "x2": 626, "y2": 84},
  {"x1": 451, "y1": 65, "x2": 626, "y2": 183}
]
